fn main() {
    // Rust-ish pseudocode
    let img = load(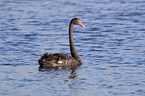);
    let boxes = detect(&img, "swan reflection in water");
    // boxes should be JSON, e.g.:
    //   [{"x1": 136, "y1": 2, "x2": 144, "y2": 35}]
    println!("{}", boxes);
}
[{"x1": 39, "y1": 67, "x2": 79, "y2": 79}]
